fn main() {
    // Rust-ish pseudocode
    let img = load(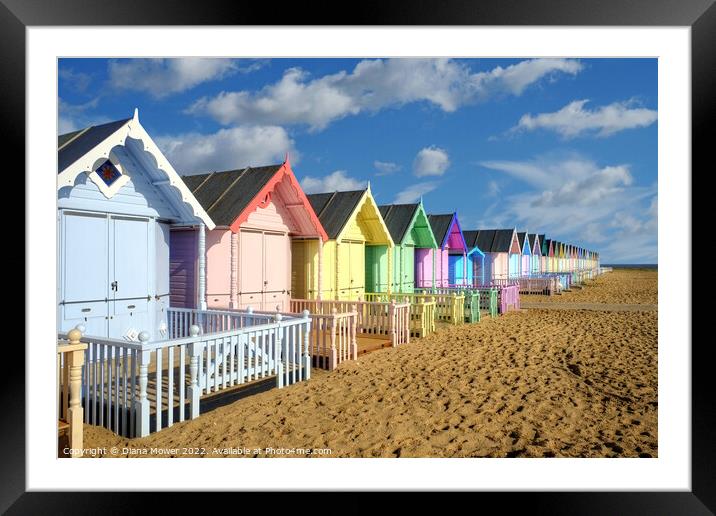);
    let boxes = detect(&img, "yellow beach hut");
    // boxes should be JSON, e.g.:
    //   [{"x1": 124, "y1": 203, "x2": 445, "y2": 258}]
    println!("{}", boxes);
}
[{"x1": 296, "y1": 186, "x2": 394, "y2": 301}]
